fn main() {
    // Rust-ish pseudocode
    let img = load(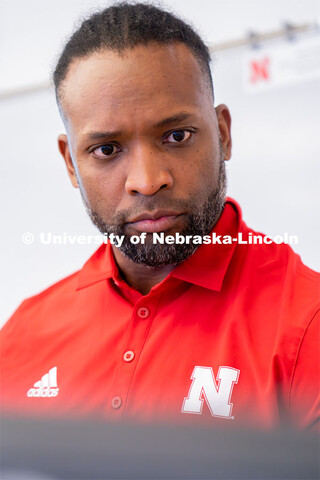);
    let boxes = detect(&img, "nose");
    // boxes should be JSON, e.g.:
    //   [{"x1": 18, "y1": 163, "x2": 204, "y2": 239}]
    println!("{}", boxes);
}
[{"x1": 125, "y1": 146, "x2": 173, "y2": 196}]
